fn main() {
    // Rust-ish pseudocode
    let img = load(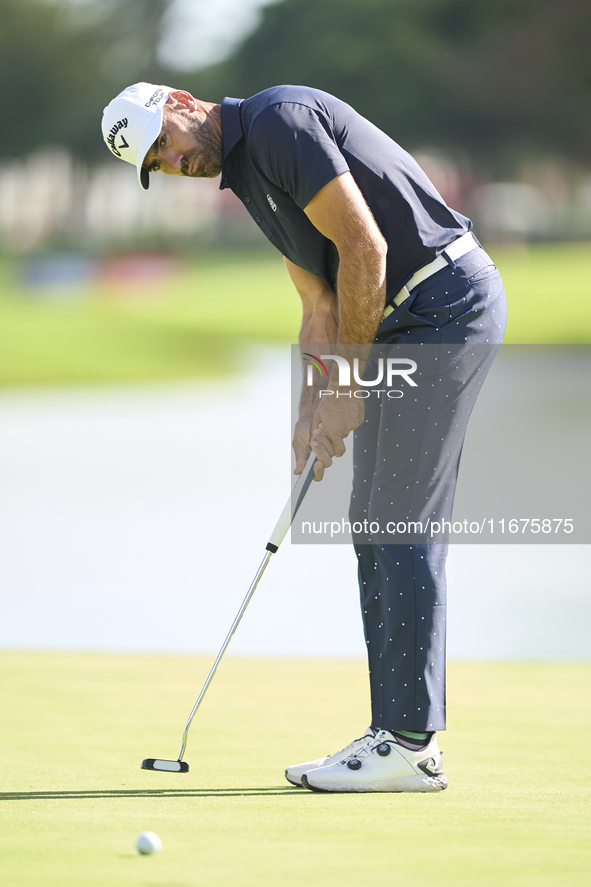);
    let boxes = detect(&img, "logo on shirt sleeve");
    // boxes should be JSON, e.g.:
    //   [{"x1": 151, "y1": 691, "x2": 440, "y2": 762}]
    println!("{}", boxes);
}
[{"x1": 266, "y1": 194, "x2": 277, "y2": 212}]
